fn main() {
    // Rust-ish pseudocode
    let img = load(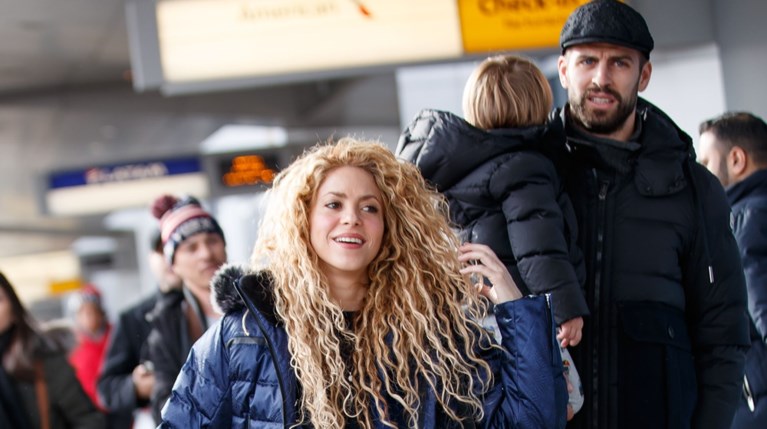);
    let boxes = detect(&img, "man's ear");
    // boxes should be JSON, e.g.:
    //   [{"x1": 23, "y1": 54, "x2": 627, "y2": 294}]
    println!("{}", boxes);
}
[
  {"x1": 557, "y1": 55, "x2": 569, "y2": 89},
  {"x1": 638, "y1": 60, "x2": 652, "y2": 92},
  {"x1": 729, "y1": 146, "x2": 748, "y2": 176}
]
